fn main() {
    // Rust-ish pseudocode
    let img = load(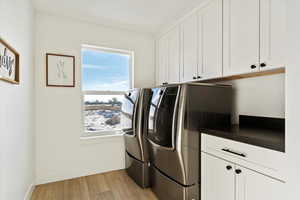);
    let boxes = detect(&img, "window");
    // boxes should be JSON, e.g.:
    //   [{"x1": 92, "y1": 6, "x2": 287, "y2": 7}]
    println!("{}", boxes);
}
[{"x1": 81, "y1": 45, "x2": 133, "y2": 137}]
